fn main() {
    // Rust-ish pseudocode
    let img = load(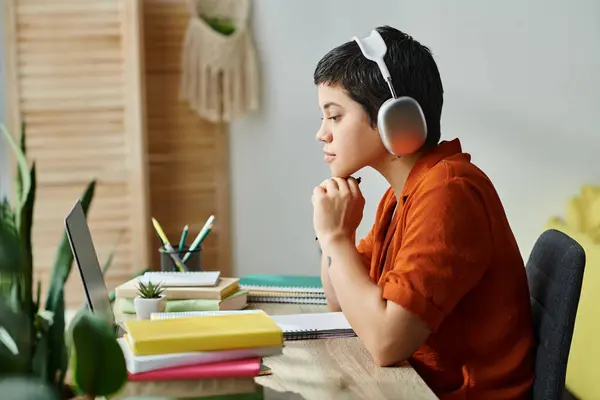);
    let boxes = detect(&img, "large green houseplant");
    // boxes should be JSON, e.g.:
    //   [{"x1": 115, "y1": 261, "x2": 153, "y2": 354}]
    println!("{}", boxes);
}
[{"x1": 0, "y1": 124, "x2": 128, "y2": 399}]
